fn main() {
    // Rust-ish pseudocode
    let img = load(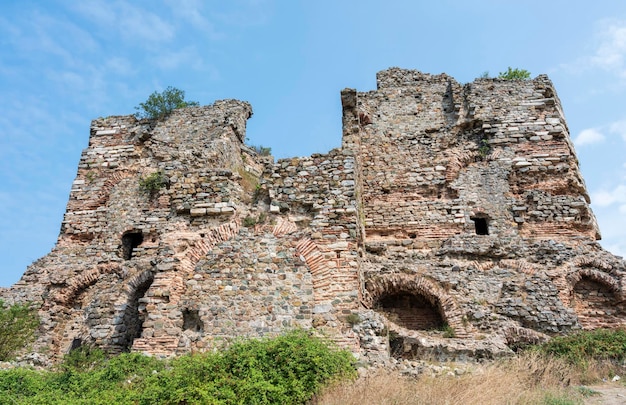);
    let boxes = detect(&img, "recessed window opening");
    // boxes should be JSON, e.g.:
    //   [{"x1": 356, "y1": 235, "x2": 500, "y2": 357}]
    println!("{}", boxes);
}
[
  {"x1": 471, "y1": 217, "x2": 489, "y2": 235},
  {"x1": 183, "y1": 309, "x2": 204, "y2": 332},
  {"x1": 122, "y1": 231, "x2": 144, "y2": 260}
]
